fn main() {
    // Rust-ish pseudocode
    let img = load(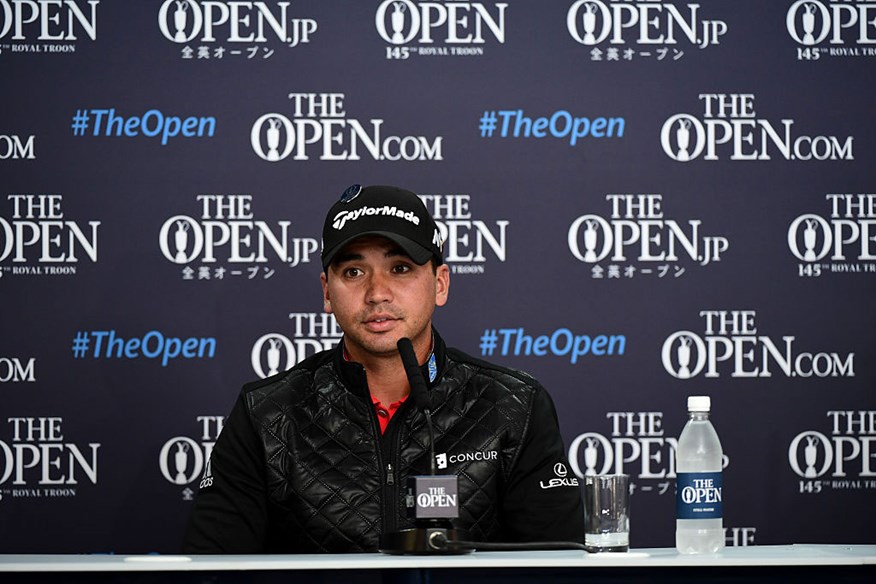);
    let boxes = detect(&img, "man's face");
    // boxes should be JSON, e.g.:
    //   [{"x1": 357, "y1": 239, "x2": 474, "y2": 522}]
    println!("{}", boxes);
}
[{"x1": 321, "y1": 236, "x2": 449, "y2": 362}]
